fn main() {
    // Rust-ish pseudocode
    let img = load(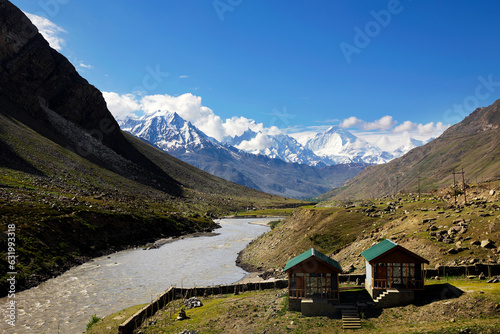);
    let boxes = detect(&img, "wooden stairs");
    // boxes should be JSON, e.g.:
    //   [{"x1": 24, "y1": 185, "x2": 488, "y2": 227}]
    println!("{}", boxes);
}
[{"x1": 342, "y1": 308, "x2": 361, "y2": 329}]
